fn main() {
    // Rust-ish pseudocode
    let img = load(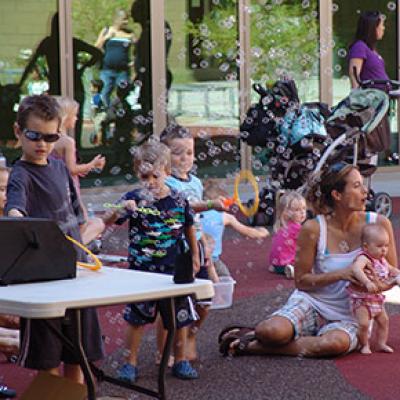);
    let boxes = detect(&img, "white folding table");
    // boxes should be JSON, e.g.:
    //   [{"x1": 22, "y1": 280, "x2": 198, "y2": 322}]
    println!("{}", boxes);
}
[{"x1": 0, "y1": 266, "x2": 214, "y2": 400}]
